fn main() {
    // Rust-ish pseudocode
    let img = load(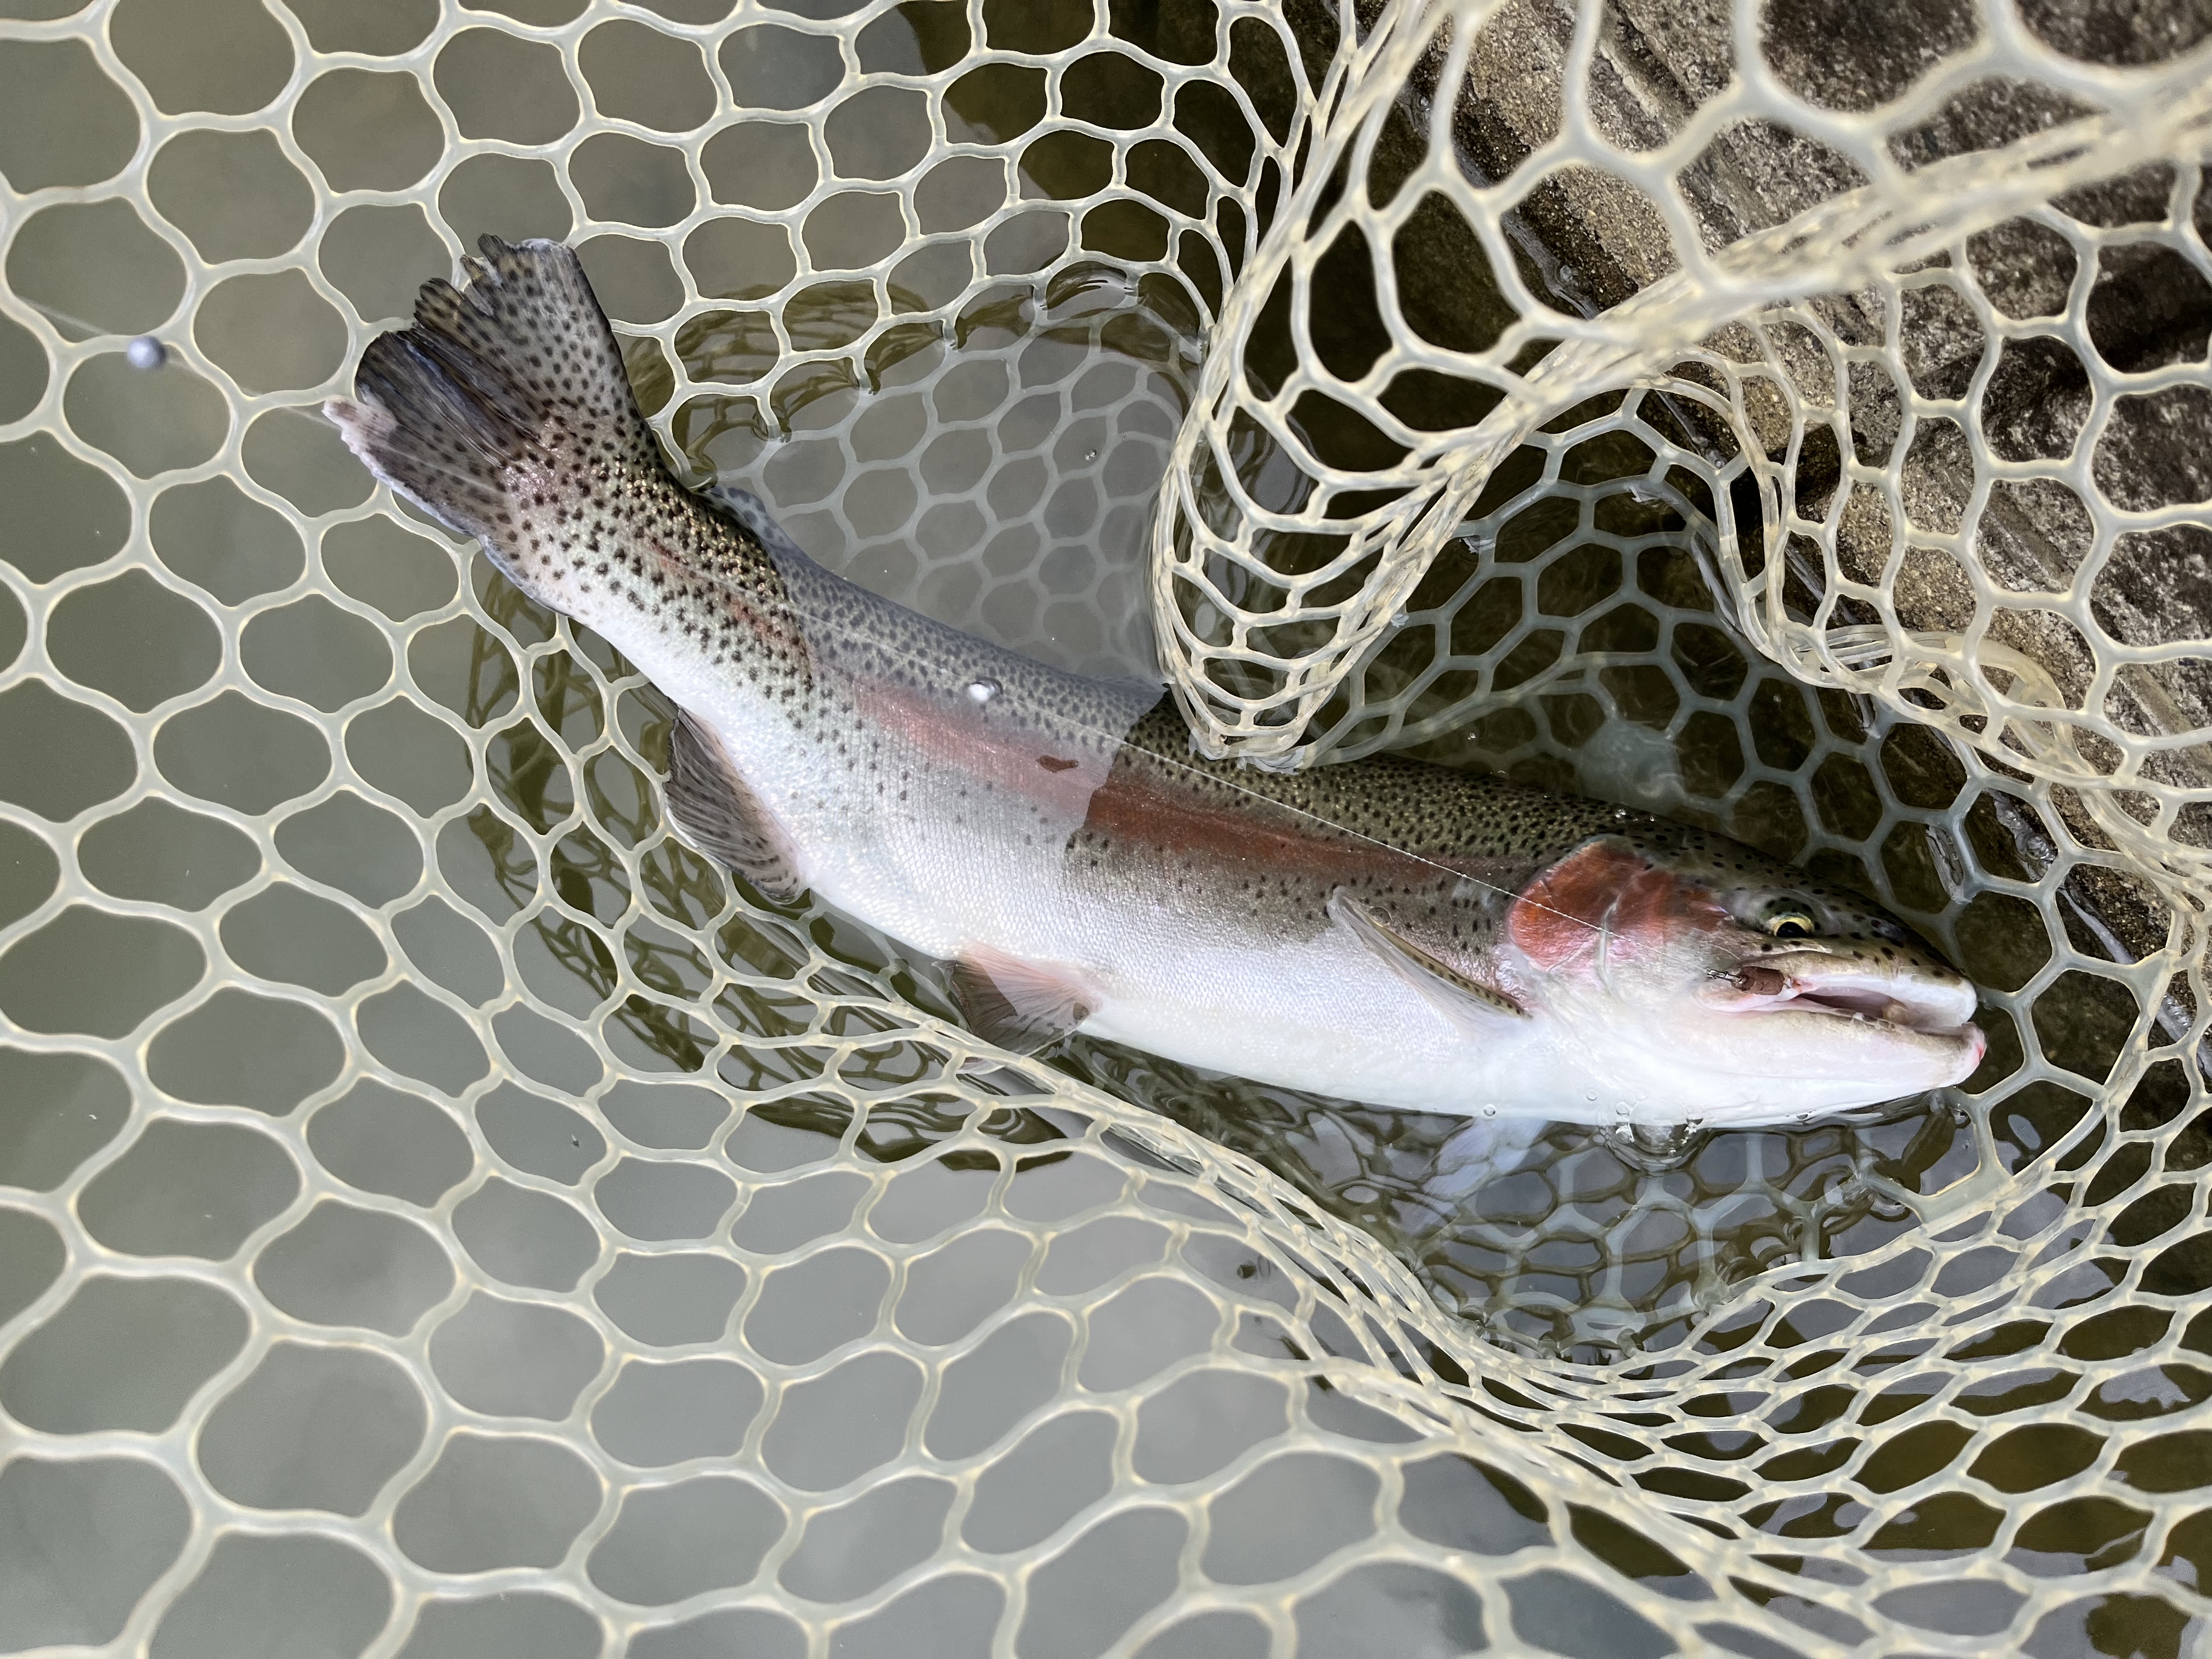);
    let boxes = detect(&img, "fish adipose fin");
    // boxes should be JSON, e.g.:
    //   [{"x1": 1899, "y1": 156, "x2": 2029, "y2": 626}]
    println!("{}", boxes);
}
[
  {"x1": 664, "y1": 713, "x2": 805, "y2": 903},
  {"x1": 949, "y1": 946, "x2": 1094, "y2": 1053},
  {"x1": 324, "y1": 236, "x2": 654, "y2": 541},
  {"x1": 1330, "y1": 890, "x2": 1528, "y2": 1026}
]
